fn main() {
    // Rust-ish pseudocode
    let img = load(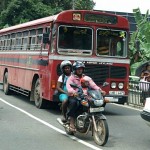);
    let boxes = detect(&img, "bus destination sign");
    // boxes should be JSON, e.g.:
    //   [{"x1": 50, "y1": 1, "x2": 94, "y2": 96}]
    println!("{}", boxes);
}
[{"x1": 84, "y1": 13, "x2": 117, "y2": 24}]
